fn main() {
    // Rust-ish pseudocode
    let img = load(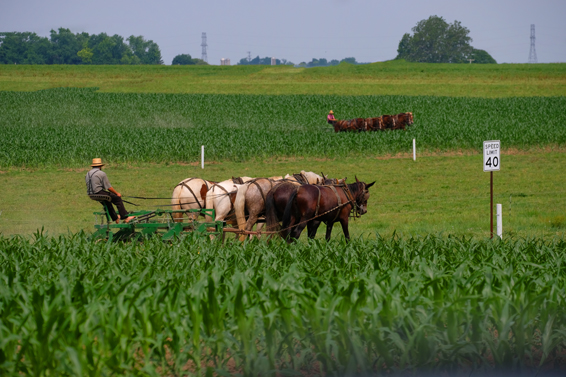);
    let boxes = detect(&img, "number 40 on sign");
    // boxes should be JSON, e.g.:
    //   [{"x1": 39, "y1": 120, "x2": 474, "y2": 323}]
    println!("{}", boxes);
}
[{"x1": 483, "y1": 140, "x2": 500, "y2": 172}]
